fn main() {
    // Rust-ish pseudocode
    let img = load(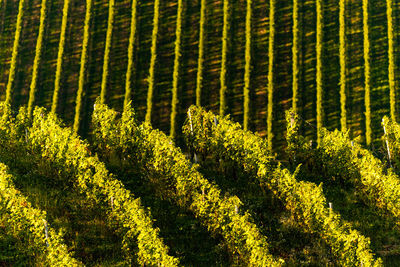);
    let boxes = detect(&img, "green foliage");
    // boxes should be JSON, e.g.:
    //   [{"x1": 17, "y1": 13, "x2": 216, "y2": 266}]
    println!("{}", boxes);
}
[
  {"x1": 267, "y1": 0, "x2": 275, "y2": 150},
  {"x1": 243, "y1": 0, "x2": 252, "y2": 131},
  {"x1": 145, "y1": 0, "x2": 160, "y2": 124},
  {"x1": 0, "y1": 162, "x2": 82, "y2": 266},
  {"x1": 32, "y1": 108, "x2": 178, "y2": 266},
  {"x1": 219, "y1": 0, "x2": 230, "y2": 117},
  {"x1": 51, "y1": 0, "x2": 70, "y2": 114},
  {"x1": 27, "y1": 0, "x2": 48, "y2": 118},
  {"x1": 386, "y1": 0, "x2": 396, "y2": 121},
  {"x1": 292, "y1": 0, "x2": 299, "y2": 112},
  {"x1": 0, "y1": 104, "x2": 178, "y2": 266},
  {"x1": 363, "y1": 0, "x2": 371, "y2": 145},
  {"x1": 74, "y1": 0, "x2": 93, "y2": 134},
  {"x1": 196, "y1": 0, "x2": 207, "y2": 107},
  {"x1": 91, "y1": 102, "x2": 284, "y2": 266},
  {"x1": 316, "y1": 0, "x2": 323, "y2": 145},
  {"x1": 5, "y1": 0, "x2": 26, "y2": 107},
  {"x1": 123, "y1": 0, "x2": 138, "y2": 111},
  {"x1": 285, "y1": 109, "x2": 310, "y2": 160},
  {"x1": 182, "y1": 106, "x2": 382, "y2": 266},
  {"x1": 382, "y1": 116, "x2": 400, "y2": 171},
  {"x1": 170, "y1": 0, "x2": 184, "y2": 139},
  {"x1": 100, "y1": 0, "x2": 115, "y2": 104},
  {"x1": 339, "y1": 0, "x2": 346, "y2": 131},
  {"x1": 287, "y1": 112, "x2": 400, "y2": 240}
]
